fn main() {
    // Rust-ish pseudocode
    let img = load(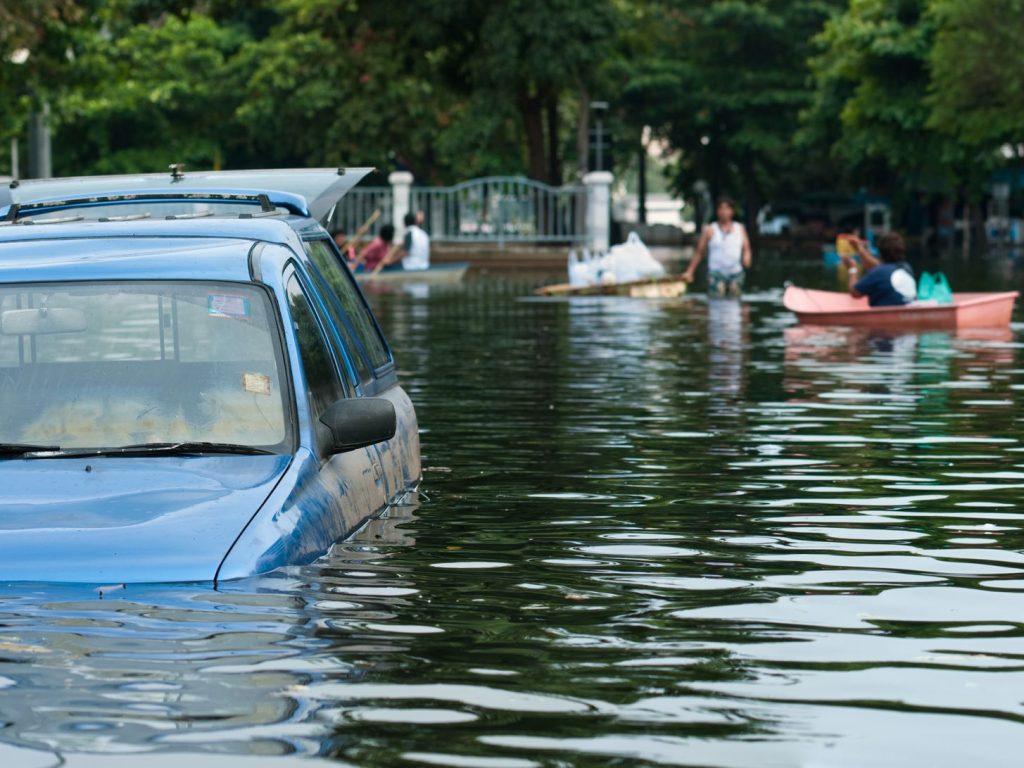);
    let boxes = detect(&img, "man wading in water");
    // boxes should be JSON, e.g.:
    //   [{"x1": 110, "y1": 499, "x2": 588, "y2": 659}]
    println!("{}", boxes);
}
[{"x1": 682, "y1": 197, "x2": 753, "y2": 296}]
